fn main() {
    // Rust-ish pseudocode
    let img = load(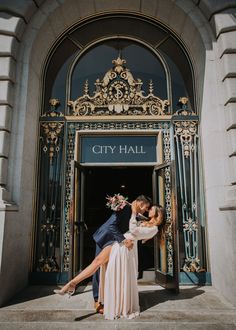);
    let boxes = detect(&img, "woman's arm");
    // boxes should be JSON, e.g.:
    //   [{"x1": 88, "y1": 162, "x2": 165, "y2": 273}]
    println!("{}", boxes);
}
[
  {"x1": 140, "y1": 220, "x2": 155, "y2": 227},
  {"x1": 129, "y1": 214, "x2": 158, "y2": 240}
]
